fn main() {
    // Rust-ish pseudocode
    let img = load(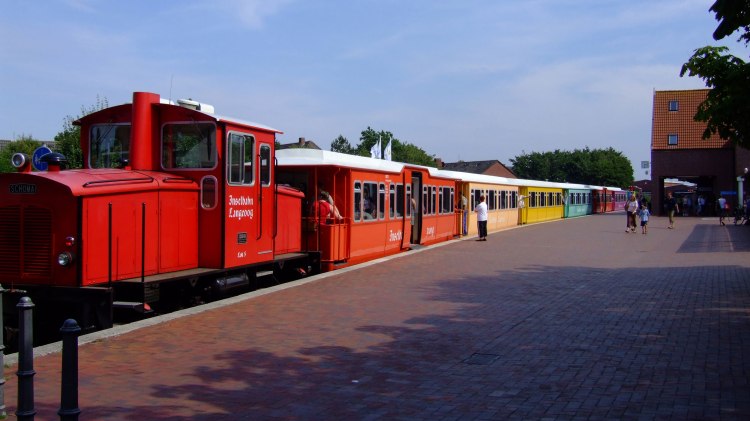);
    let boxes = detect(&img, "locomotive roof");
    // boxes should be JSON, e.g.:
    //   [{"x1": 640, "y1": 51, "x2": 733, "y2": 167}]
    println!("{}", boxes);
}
[{"x1": 74, "y1": 99, "x2": 283, "y2": 135}]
